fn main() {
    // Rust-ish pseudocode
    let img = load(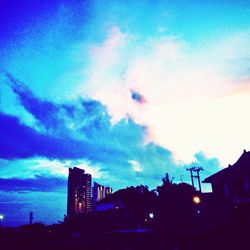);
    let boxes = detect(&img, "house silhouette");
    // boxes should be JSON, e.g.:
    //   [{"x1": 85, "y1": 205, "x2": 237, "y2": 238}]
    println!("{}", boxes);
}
[{"x1": 203, "y1": 150, "x2": 250, "y2": 223}]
